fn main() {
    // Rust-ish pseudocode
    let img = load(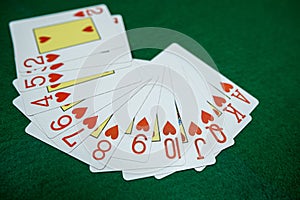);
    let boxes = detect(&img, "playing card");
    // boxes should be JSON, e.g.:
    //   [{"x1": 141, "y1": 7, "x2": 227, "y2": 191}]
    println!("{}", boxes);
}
[
  {"x1": 106, "y1": 64, "x2": 182, "y2": 164},
  {"x1": 13, "y1": 97, "x2": 110, "y2": 167},
  {"x1": 154, "y1": 117, "x2": 252, "y2": 180},
  {"x1": 13, "y1": 77, "x2": 157, "y2": 169},
  {"x1": 18, "y1": 59, "x2": 158, "y2": 116},
  {"x1": 96, "y1": 69, "x2": 184, "y2": 177},
  {"x1": 118, "y1": 66, "x2": 215, "y2": 179},
  {"x1": 15, "y1": 62, "x2": 128, "y2": 92},
  {"x1": 110, "y1": 83, "x2": 161, "y2": 163},
  {"x1": 16, "y1": 14, "x2": 131, "y2": 78},
  {"x1": 120, "y1": 43, "x2": 258, "y2": 180},
  {"x1": 50, "y1": 80, "x2": 155, "y2": 154},
  {"x1": 151, "y1": 43, "x2": 258, "y2": 139},
  {"x1": 10, "y1": 5, "x2": 131, "y2": 74},
  {"x1": 152, "y1": 44, "x2": 258, "y2": 160},
  {"x1": 15, "y1": 15, "x2": 132, "y2": 93},
  {"x1": 10, "y1": 2, "x2": 260, "y2": 181},
  {"x1": 121, "y1": 85, "x2": 186, "y2": 180},
  {"x1": 90, "y1": 67, "x2": 187, "y2": 175},
  {"x1": 19, "y1": 80, "x2": 148, "y2": 139},
  {"x1": 12, "y1": 60, "x2": 156, "y2": 136},
  {"x1": 79, "y1": 81, "x2": 159, "y2": 169},
  {"x1": 147, "y1": 44, "x2": 258, "y2": 179}
]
